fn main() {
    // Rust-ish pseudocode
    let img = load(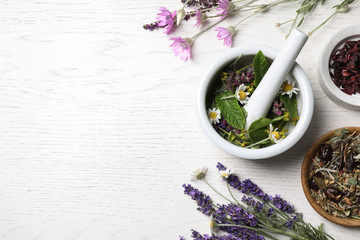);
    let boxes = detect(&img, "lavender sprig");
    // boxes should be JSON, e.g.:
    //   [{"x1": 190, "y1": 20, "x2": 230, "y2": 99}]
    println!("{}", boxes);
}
[{"x1": 180, "y1": 163, "x2": 334, "y2": 240}]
